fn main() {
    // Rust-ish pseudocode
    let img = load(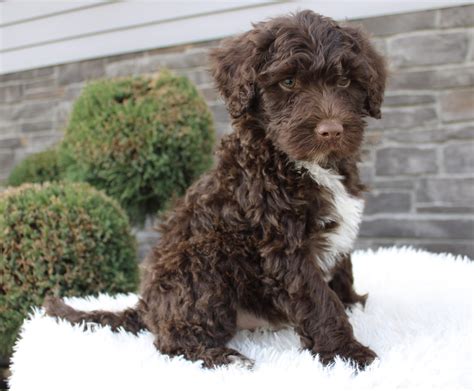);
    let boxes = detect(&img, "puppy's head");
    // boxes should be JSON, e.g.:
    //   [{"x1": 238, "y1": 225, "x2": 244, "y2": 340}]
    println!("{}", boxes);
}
[{"x1": 210, "y1": 10, "x2": 387, "y2": 163}]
